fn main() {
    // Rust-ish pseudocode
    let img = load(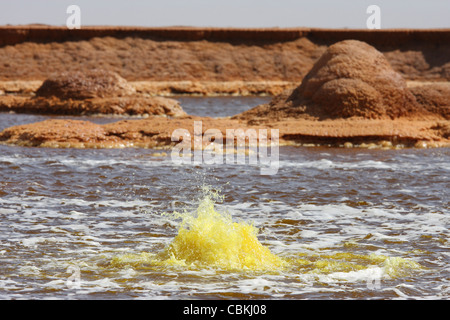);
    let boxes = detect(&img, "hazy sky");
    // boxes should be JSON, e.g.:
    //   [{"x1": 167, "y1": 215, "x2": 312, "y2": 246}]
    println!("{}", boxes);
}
[{"x1": 0, "y1": 0, "x2": 449, "y2": 29}]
